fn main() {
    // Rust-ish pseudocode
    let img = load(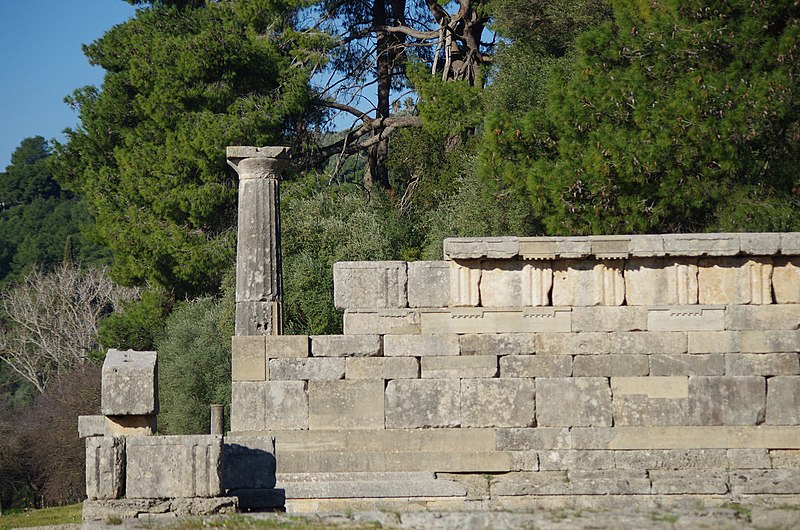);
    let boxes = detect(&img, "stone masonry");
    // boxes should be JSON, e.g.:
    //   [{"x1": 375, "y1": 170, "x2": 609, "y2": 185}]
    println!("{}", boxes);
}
[{"x1": 230, "y1": 233, "x2": 800, "y2": 513}]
